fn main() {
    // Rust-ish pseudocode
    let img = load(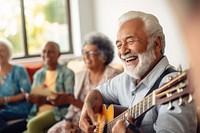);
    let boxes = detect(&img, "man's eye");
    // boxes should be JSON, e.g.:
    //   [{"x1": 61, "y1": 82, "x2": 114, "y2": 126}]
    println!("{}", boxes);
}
[
  {"x1": 117, "y1": 44, "x2": 121, "y2": 49},
  {"x1": 127, "y1": 40, "x2": 134, "y2": 45},
  {"x1": 116, "y1": 42, "x2": 122, "y2": 49}
]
